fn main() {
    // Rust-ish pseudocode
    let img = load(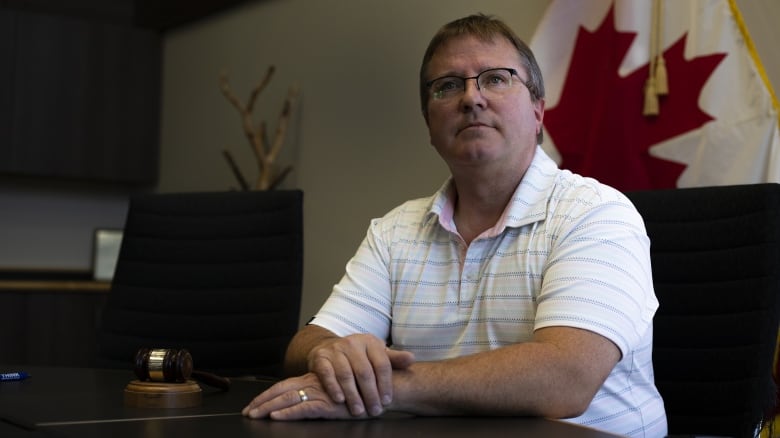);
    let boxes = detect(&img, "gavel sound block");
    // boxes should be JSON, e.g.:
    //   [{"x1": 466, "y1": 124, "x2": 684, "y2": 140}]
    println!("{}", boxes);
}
[
  {"x1": 124, "y1": 348, "x2": 202, "y2": 408},
  {"x1": 124, "y1": 379, "x2": 202, "y2": 408}
]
